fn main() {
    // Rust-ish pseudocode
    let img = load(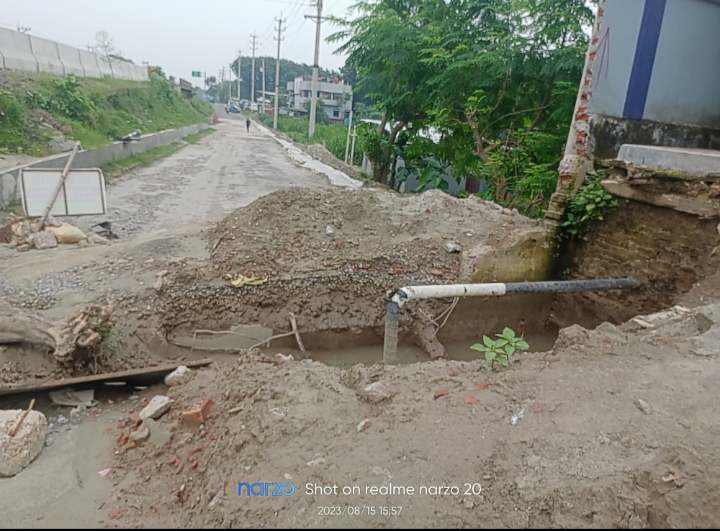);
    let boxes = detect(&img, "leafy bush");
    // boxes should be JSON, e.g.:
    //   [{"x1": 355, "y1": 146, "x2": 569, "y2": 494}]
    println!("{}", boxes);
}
[
  {"x1": 32, "y1": 75, "x2": 96, "y2": 121},
  {"x1": 561, "y1": 173, "x2": 618, "y2": 239},
  {"x1": 0, "y1": 90, "x2": 25, "y2": 151},
  {"x1": 470, "y1": 327, "x2": 529, "y2": 369}
]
